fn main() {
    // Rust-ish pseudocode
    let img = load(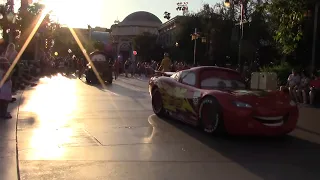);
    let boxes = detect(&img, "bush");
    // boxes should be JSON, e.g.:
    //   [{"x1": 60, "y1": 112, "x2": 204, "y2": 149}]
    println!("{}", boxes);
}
[{"x1": 260, "y1": 62, "x2": 292, "y2": 86}]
